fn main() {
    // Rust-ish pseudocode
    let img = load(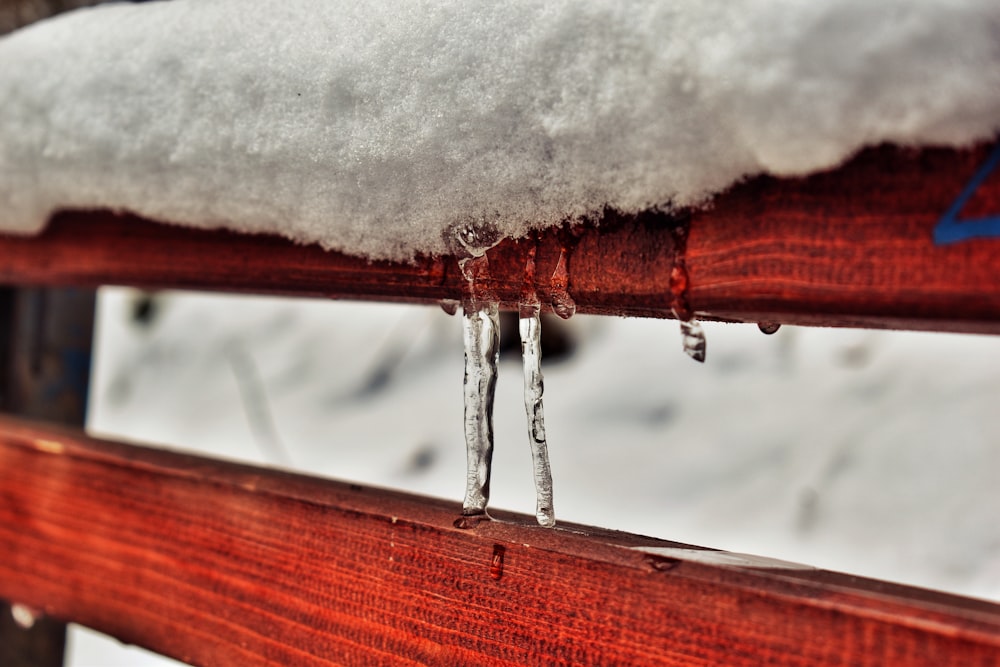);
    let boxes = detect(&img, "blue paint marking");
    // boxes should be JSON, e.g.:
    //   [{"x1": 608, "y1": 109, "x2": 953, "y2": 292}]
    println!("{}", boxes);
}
[{"x1": 934, "y1": 142, "x2": 1000, "y2": 245}]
